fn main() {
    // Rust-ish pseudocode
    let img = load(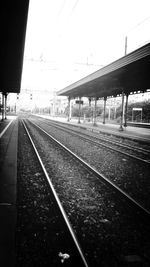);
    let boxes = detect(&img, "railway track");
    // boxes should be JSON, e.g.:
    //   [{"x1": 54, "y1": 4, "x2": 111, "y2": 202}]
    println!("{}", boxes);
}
[
  {"x1": 19, "y1": 117, "x2": 150, "y2": 266},
  {"x1": 26, "y1": 116, "x2": 150, "y2": 211},
  {"x1": 35, "y1": 117, "x2": 150, "y2": 164},
  {"x1": 25, "y1": 118, "x2": 150, "y2": 217},
  {"x1": 20, "y1": 119, "x2": 89, "y2": 267}
]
